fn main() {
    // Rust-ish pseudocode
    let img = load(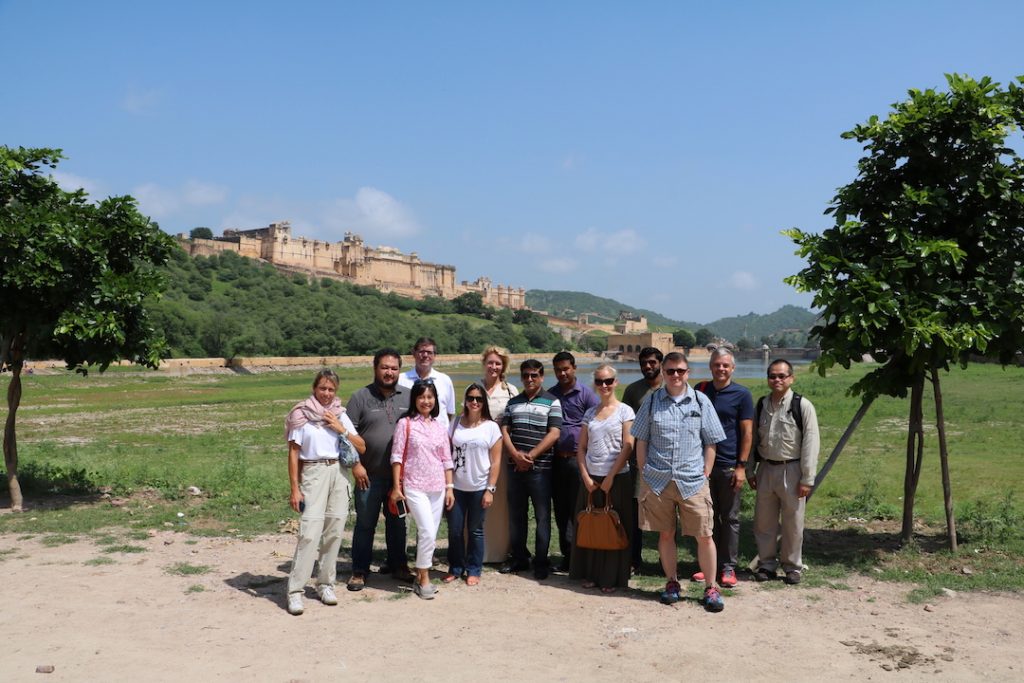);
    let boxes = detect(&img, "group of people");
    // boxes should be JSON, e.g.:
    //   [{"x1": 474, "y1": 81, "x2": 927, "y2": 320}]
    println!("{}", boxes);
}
[{"x1": 283, "y1": 339, "x2": 819, "y2": 616}]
